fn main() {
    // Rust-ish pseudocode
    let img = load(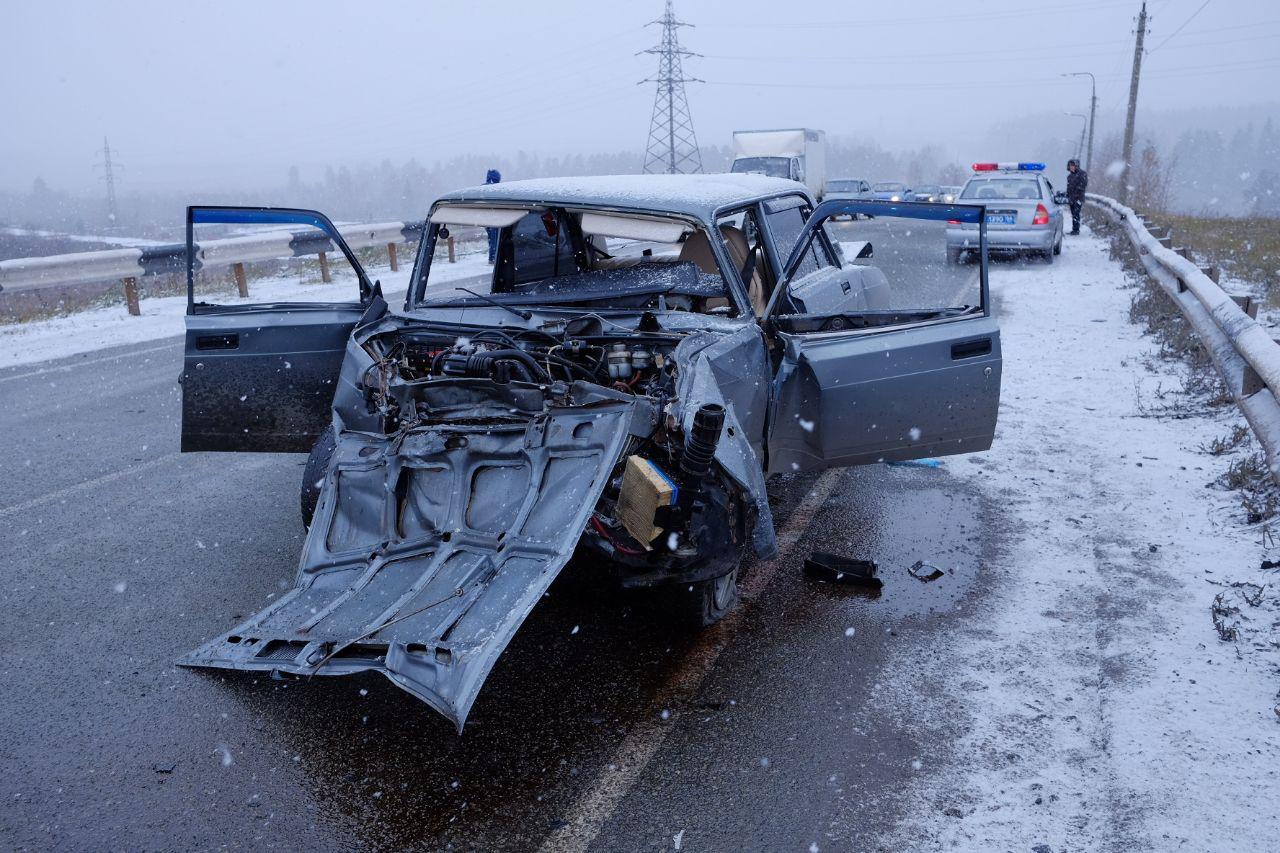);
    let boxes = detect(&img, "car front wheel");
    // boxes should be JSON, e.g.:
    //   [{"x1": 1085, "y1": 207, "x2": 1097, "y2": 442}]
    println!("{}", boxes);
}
[
  {"x1": 300, "y1": 428, "x2": 336, "y2": 529},
  {"x1": 677, "y1": 567, "x2": 740, "y2": 628}
]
